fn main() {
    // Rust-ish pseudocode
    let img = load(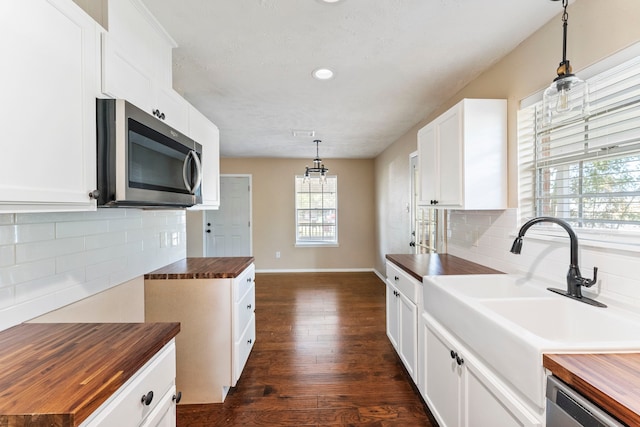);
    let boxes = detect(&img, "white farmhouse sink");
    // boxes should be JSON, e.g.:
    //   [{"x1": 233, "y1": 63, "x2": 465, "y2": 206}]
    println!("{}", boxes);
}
[{"x1": 423, "y1": 274, "x2": 640, "y2": 410}]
